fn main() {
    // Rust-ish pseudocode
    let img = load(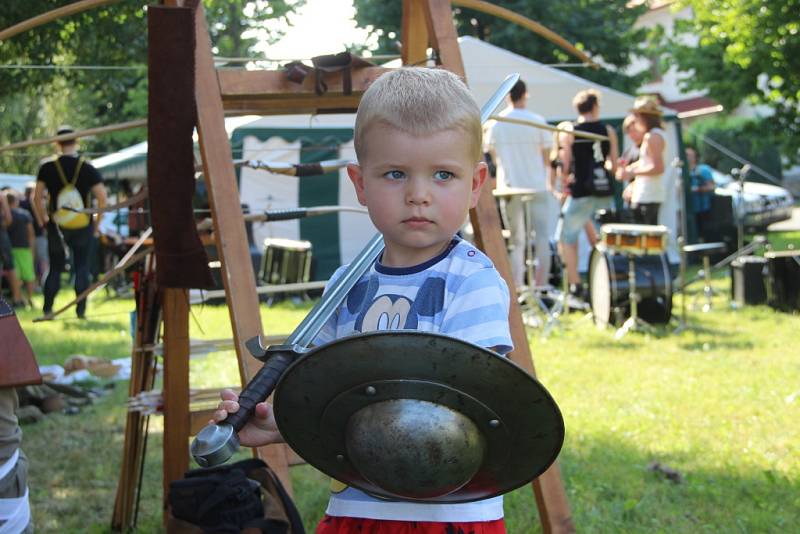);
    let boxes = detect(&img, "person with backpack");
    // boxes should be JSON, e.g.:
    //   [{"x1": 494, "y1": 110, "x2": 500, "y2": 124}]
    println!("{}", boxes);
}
[
  {"x1": 554, "y1": 89, "x2": 618, "y2": 299},
  {"x1": 31, "y1": 126, "x2": 107, "y2": 319}
]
